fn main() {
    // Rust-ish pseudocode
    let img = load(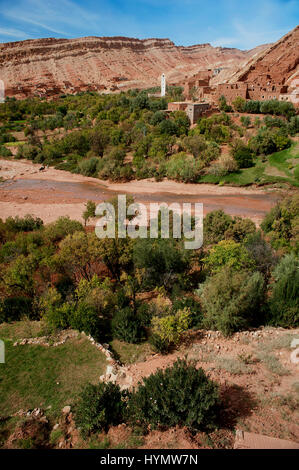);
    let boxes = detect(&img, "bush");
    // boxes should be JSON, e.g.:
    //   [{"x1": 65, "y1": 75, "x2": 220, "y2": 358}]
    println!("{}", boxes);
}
[
  {"x1": 0, "y1": 145, "x2": 12, "y2": 157},
  {"x1": 166, "y1": 152, "x2": 202, "y2": 182},
  {"x1": 203, "y1": 240, "x2": 255, "y2": 273},
  {"x1": 111, "y1": 307, "x2": 144, "y2": 343},
  {"x1": 203, "y1": 210, "x2": 233, "y2": 244},
  {"x1": 44, "y1": 216, "x2": 84, "y2": 243},
  {"x1": 261, "y1": 193, "x2": 299, "y2": 253},
  {"x1": 128, "y1": 358, "x2": 220, "y2": 430},
  {"x1": 233, "y1": 146, "x2": 254, "y2": 168},
  {"x1": 0, "y1": 296, "x2": 33, "y2": 323},
  {"x1": 150, "y1": 307, "x2": 192, "y2": 353},
  {"x1": 133, "y1": 238, "x2": 189, "y2": 290},
  {"x1": 171, "y1": 296, "x2": 202, "y2": 328},
  {"x1": 268, "y1": 254, "x2": 299, "y2": 327},
  {"x1": 70, "y1": 302, "x2": 102, "y2": 339},
  {"x1": 5, "y1": 215, "x2": 43, "y2": 233},
  {"x1": 208, "y1": 154, "x2": 238, "y2": 176},
  {"x1": 75, "y1": 382, "x2": 125, "y2": 437},
  {"x1": 78, "y1": 157, "x2": 99, "y2": 176},
  {"x1": 199, "y1": 267, "x2": 265, "y2": 336}
]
